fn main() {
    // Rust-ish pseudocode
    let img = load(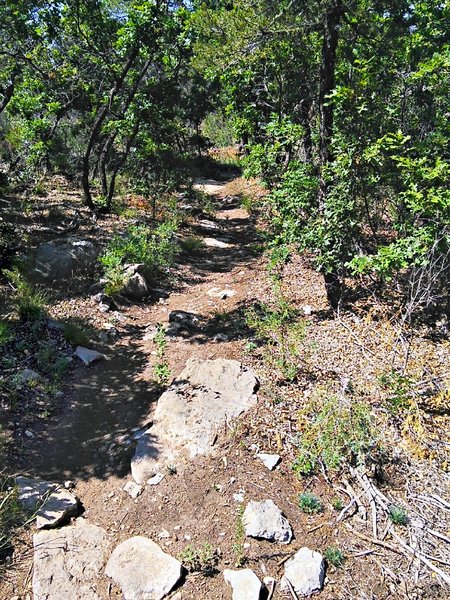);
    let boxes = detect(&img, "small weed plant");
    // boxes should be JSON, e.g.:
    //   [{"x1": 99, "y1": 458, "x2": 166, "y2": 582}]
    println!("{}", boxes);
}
[
  {"x1": 179, "y1": 235, "x2": 205, "y2": 255},
  {"x1": 379, "y1": 370, "x2": 414, "y2": 413},
  {"x1": 245, "y1": 295, "x2": 307, "y2": 381},
  {"x1": 0, "y1": 473, "x2": 25, "y2": 563},
  {"x1": 292, "y1": 387, "x2": 377, "y2": 475},
  {"x1": 232, "y1": 505, "x2": 246, "y2": 567},
  {"x1": 331, "y1": 497, "x2": 344, "y2": 511},
  {"x1": 100, "y1": 221, "x2": 178, "y2": 295},
  {"x1": 4, "y1": 268, "x2": 47, "y2": 321},
  {"x1": 389, "y1": 505, "x2": 408, "y2": 526},
  {"x1": 0, "y1": 321, "x2": 12, "y2": 346},
  {"x1": 178, "y1": 543, "x2": 218, "y2": 574},
  {"x1": 324, "y1": 547, "x2": 345, "y2": 567},
  {"x1": 153, "y1": 324, "x2": 170, "y2": 386},
  {"x1": 298, "y1": 492, "x2": 323, "y2": 514},
  {"x1": 63, "y1": 322, "x2": 90, "y2": 346}
]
